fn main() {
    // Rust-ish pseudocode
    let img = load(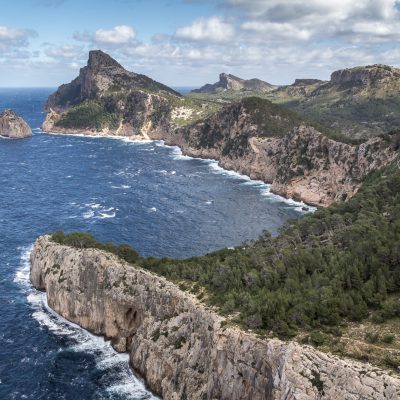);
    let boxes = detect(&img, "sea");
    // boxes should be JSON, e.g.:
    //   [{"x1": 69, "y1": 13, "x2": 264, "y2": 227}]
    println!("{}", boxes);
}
[{"x1": 0, "y1": 88, "x2": 312, "y2": 399}]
